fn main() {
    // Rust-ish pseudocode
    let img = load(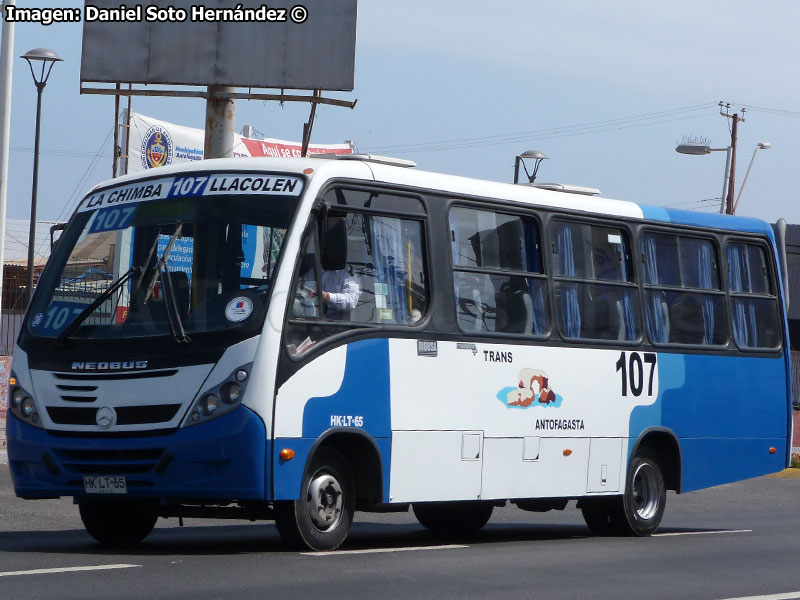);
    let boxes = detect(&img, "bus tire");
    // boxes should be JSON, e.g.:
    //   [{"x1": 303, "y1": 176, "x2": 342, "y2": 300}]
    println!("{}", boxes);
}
[
  {"x1": 274, "y1": 447, "x2": 355, "y2": 551},
  {"x1": 412, "y1": 501, "x2": 494, "y2": 535},
  {"x1": 617, "y1": 448, "x2": 666, "y2": 536},
  {"x1": 580, "y1": 499, "x2": 620, "y2": 536},
  {"x1": 78, "y1": 499, "x2": 158, "y2": 547}
]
